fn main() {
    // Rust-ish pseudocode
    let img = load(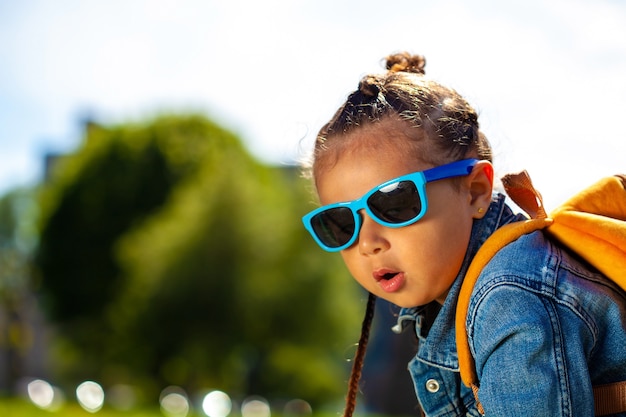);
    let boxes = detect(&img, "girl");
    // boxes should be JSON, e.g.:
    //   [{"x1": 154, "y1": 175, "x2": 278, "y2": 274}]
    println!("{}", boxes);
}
[{"x1": 301, "y1": 52, "x2": 626, "y2": 416}]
